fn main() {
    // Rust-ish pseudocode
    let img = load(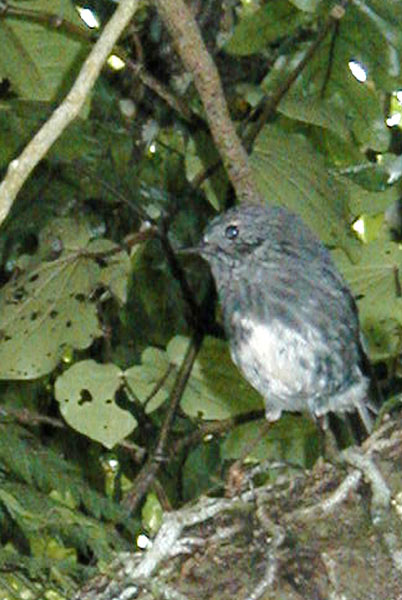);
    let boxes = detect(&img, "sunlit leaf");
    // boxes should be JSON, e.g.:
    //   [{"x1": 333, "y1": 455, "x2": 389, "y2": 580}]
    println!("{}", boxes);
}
[
  {"x1": 55, "y1": 360, "x2": 137, "y2": 449},
  {"x1": 0, "y1": 219, "x2": 129, "y2": 379}
]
